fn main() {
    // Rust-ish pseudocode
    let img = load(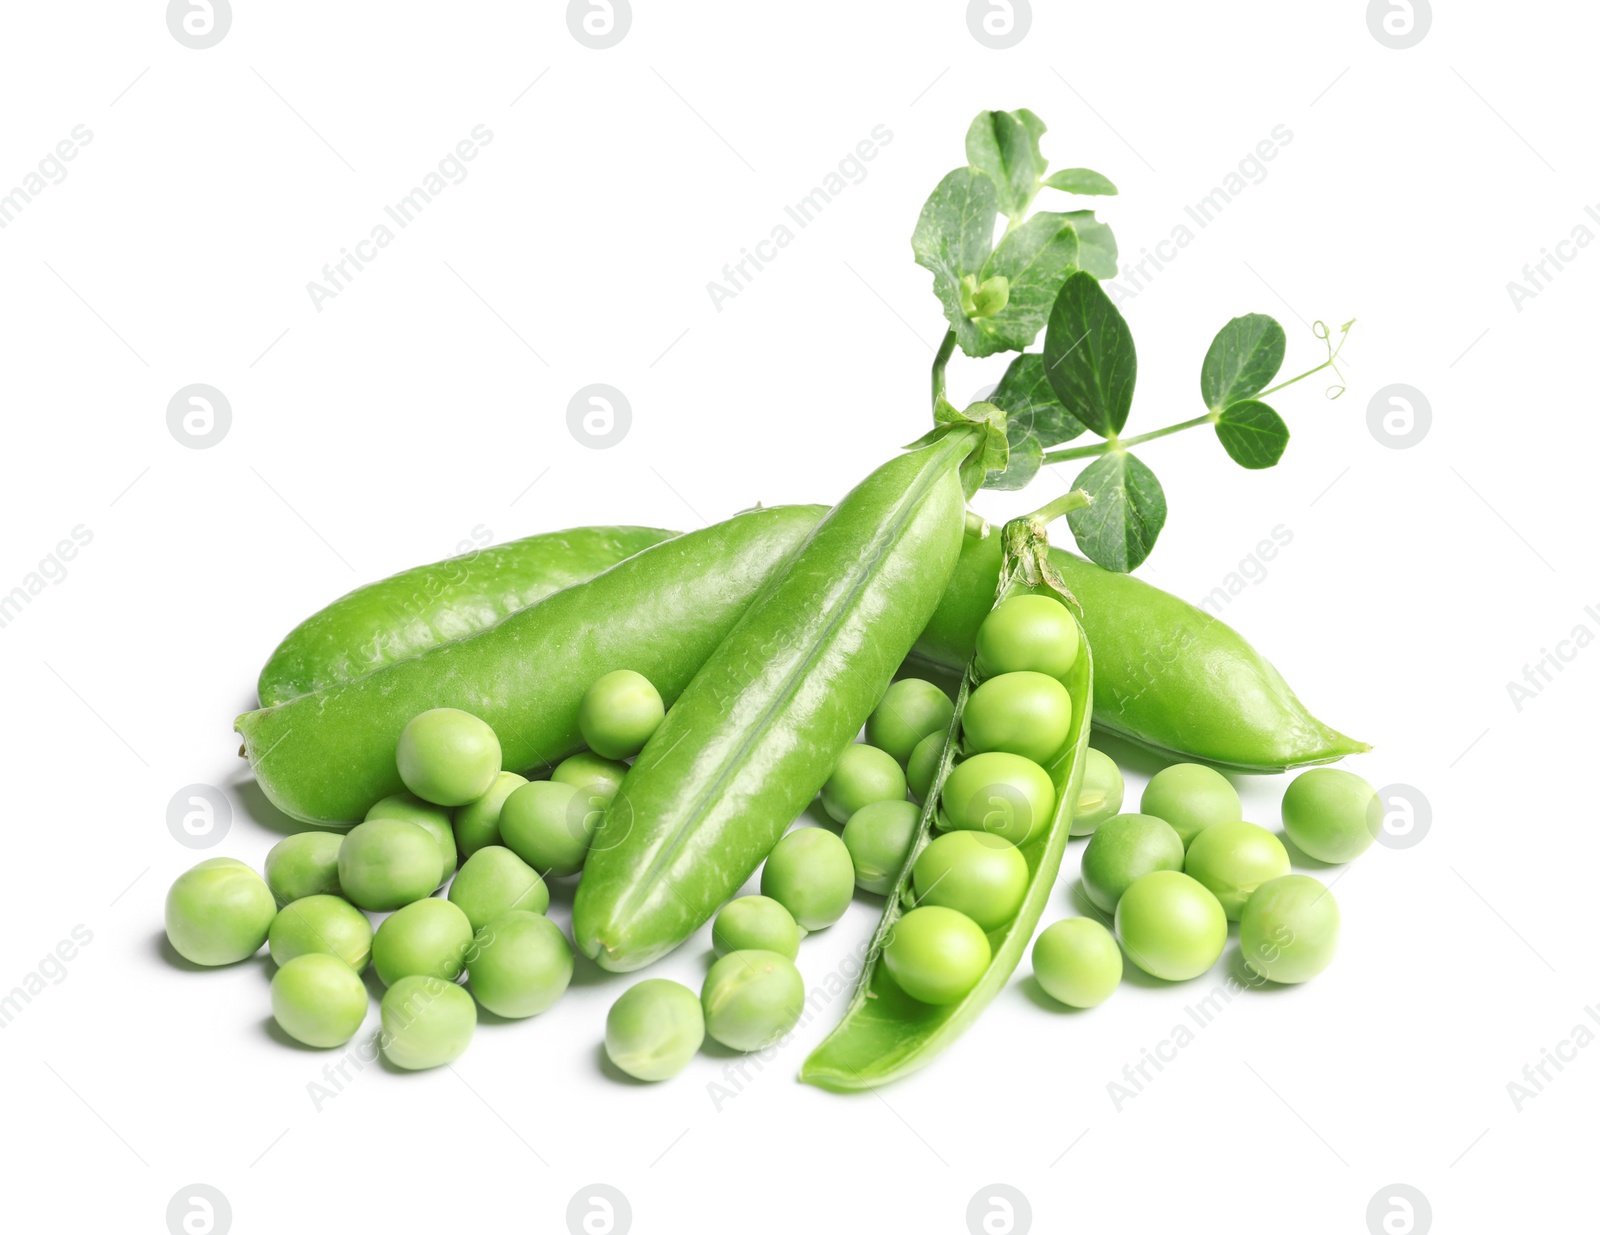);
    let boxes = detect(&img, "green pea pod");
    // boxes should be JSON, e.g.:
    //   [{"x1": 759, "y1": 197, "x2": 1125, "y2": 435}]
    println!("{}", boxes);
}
[
  {"x1": 233, "y1": 506, "x2": 819, "y2": 825},
  {"x1": 573, "y1": 430, "x2": 980, "y2": 972},
  {"x1": 801, "y1": 503, "x2": 1093, "y2": 1090},
  {"x1": 247, "y1": 516, "x2": 1361, "y2": 775},
  {"x1": 914, "y1": 522, "x2": 1366, "y2": 772},
  {"x1": 256, "y1": 525, "x2": 676, "y2": 706}
]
